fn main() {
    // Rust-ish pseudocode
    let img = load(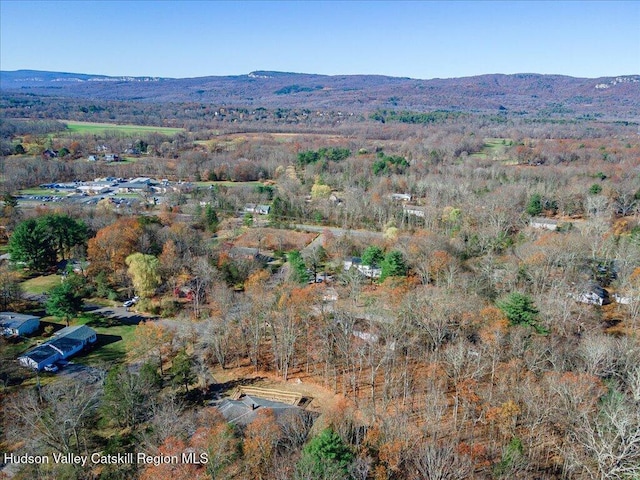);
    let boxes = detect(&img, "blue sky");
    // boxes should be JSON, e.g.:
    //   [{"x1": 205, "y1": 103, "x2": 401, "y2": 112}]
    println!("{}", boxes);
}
[{"x1": 1, "y1": 1, "x2": 638, "y2": 79}]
